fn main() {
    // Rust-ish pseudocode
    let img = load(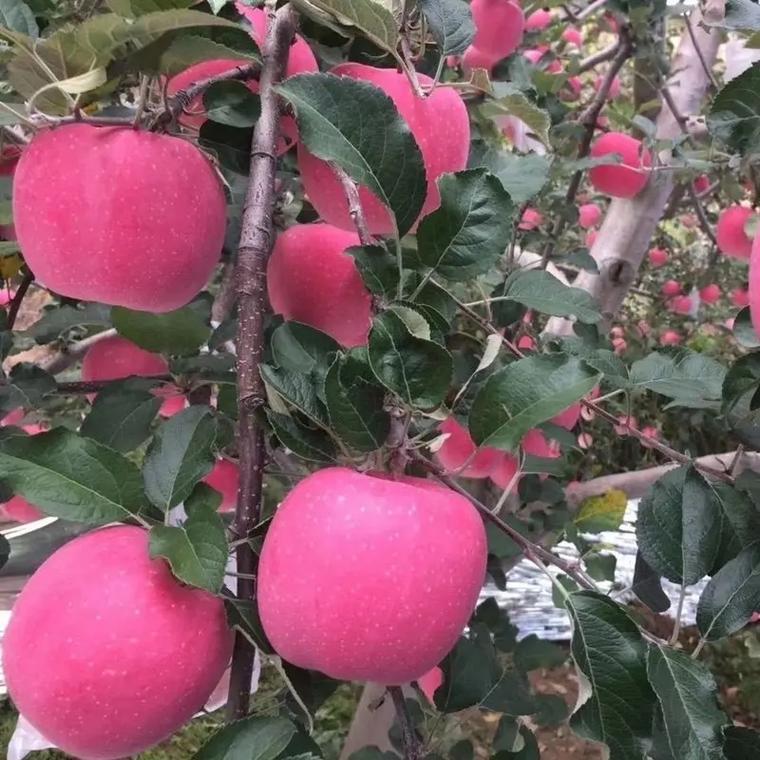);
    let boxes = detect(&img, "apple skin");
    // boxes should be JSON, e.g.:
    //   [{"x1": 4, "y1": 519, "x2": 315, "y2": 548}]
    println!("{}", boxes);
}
[
  {"x1": 589, "y1": 132, "x2": 652, "y2": 199},
  {"x1": 562, "y1": 26, "x2": 583, "y2": 48},
  {"x1": 578, "y1": 203, "x2": 601, "y2": 229},
  {"x1": 267, "y1": 223, "x2": 371, "y2": 347},
  {"x1": 694, "y1": 175, "x2": 711, "y2": 194},
  {"x1": 670, "y1": 295, "x2": 693, "y2": 315},
  {"x1": 257, "y1": 467, "x2": 487, "y2": 684},
  {"x1": 751, "y1": 233, "x2": 760, "y2": 335},
  {"x1": 2, "y1": 525, "x2": 233, "y2": 760},
  {"x1": 297, "y1": 63, "x2": 470, "y2": 235},
  {"x1": 203, "y1": 458, "x2": 240, "y2": 513},
  {"x1": 470, "y1": 0, "x2": 525, "y2": 60},
  {"x1": 13, "y1": 125, "x2": 226, "y2": 312},
  {"x1": 660, "y1": 329, "x2": 682, "y2": 346},
  {"x1": 661, "y1": 280, "x2": 681, "y2": 297},
  {"x1": 417, "y1": 666, "x2": 443, "y2": 703},
  {"x1": 733, "y1": 287, "x2": 750, "y2": 308},
  {"x1": 522, "y1": 429, "x2": 559, "y2": 460},
  {"x1": 0, "y1": 495, "x2": 43, "y2": 523},
  {"x1": 700, "y1": 284, "x2": 721, "y2": 304},
  {"x1": 552, "y1": 403, "x2": 581, "y2": 430},
  {"x1": 489, "y1": 452, "x2": 520, "y2": 489},
  {"x1": 525, "y1": 8, "x2": 552, "y2": 30},
  {"x1": 519, "y1": 207, "x2": 543, "y2": 230},
  {"x1": 717, "y1": 205, "x2": 754, "y2": 259},
  {"x1": 648, "y1": 247, "x2": 668, "y2": 267},
  {"x1": 436, "y1": 417, "x2": 502, "y2": 478}
]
